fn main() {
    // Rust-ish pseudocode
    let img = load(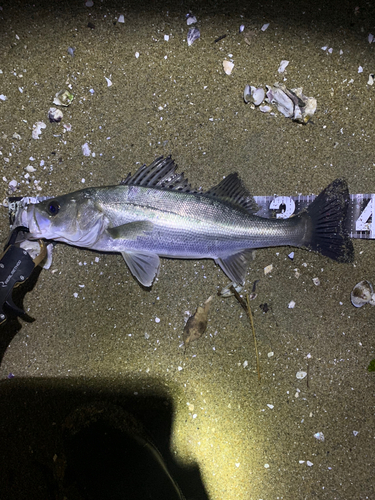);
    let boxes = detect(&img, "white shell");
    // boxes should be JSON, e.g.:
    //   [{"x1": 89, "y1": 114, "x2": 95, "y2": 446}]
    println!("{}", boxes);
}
[
  {"x1": 296, "y1": 370, "x2": 307, "y2": 379},
  {"x1": 118, "y1": 14, "x2": 125, "y2": 23},
  {"x1": 187, "y1": 15, "x2": 197, "y2": 25},
  {"x1": 243, "y1": 84, "x2": 251, "y2": 103},
  {"x1": 32, "y1": 121, "x2": 46, "y2": 139},
  {"x1": 259, "y1": 104, "x2": 272, "y2": 113},
  {"x1": 252, "y1": 87, "x2": 265, "y2": 106},
  {"x1": 266, "y1": 85, "x2": 294, "y2": 117},
  {"x1": 264, "y1": 264, "x2": 273, "y2": 275},
  {"x1": 187, "y1": 27, "x2": 200, "y2": 46},
  {"x1": 350, "y1": 280, "x2": 374, "y2": 307},
  {"x1": 314, "y1": 432, "x2": 325, "y2": 442},
  {"x1": 223, "y1": 60, "x2": 234, "y2": 75},
  {"x1": 218, "y1": 282, "x2": 244, "y2": 298},
  {"x1": 48, "y1": 107, "x2": 63, "y2": 123},
  {"x1": 266, "y1": 83, "x2": 317, "y2": 123},
  {"x1": 53, "y1": 89, "x2": 73, "y2": 106},
  {"x1": 278, "y1": 60, "x2": 289, "y2": 73}
]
